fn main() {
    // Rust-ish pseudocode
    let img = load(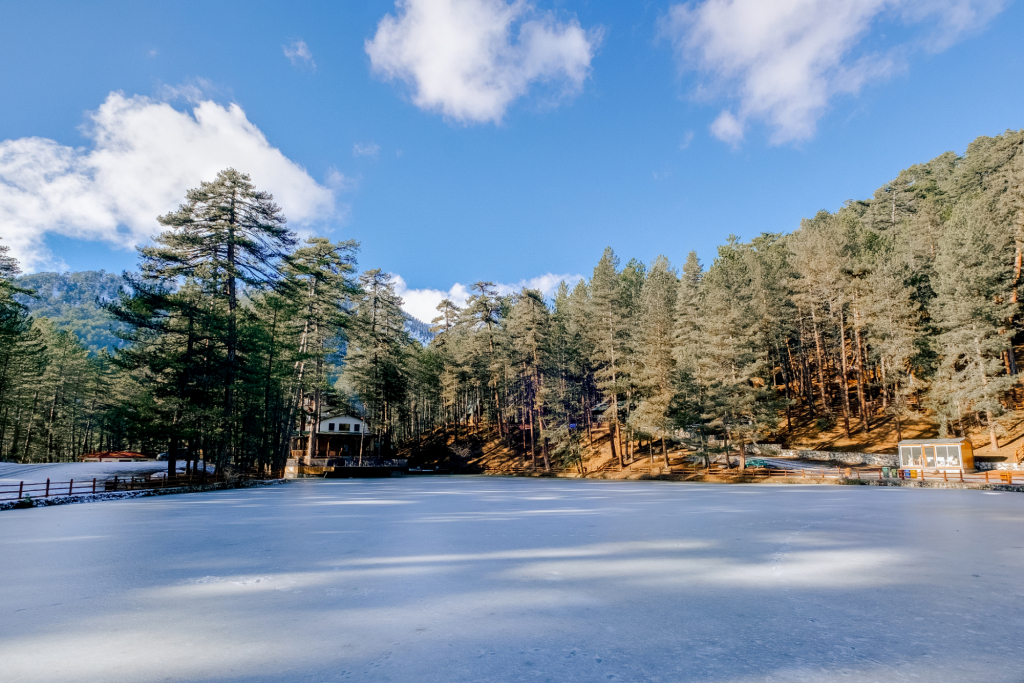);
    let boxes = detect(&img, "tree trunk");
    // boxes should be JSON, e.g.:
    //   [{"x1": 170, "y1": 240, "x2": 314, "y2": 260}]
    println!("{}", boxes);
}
[
  {"x1": 810, "y1": 307, "x2": 830, "y2": 412},
  {"x1": 852, "y1": 296, "x2": 870, "y2": 433},
  {"x1": 987, "y1": 410, "x2": 998, "y2": 452},
  {"x1": 837, "y1": 308, "x2": 853, "y2": 439}
]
